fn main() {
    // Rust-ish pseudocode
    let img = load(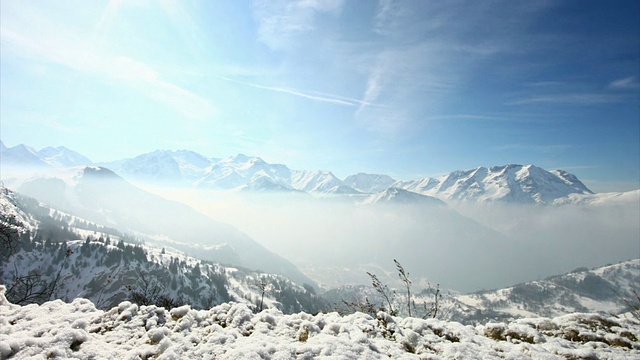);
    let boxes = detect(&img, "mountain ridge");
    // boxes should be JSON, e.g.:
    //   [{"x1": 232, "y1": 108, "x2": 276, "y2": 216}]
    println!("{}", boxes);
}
[{"x1": 2, "y1": 142, "x2": 629, "y2": 206}]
